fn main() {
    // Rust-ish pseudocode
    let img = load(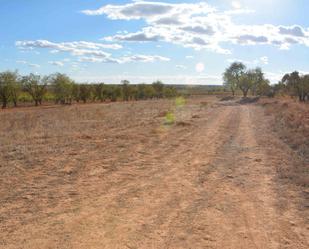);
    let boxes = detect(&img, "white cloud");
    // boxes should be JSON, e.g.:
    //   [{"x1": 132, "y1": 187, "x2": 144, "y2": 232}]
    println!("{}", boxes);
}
[
  {"x1": 82, "y1": 1, "x2": 215, "y2": 20},
  {"x1": 120, "y1": 54, "x2": 170, "y2": 63},
  {"x1": 16, "y1": 39, "x2": 169, "y2": 64},
  {"x1": 28, "y1": 63, "x2": 40, "y2": 68},
  {"x1": 231, "y1": 1, "x2": 241, "y2": 9},
  {"x1": 16, "y1": 60, "x2": 40, "y2": 68},
  {"x1": 16, "y1": 60, "x2": 27, "y2": 64},
  {"x1": 48, "y1": 61, "x2": 64, "y2": 67},
  {"x1": 16, "y1": 40, "x2": 122, "y2": 51},
  {"x1": 260, "y1": 56, "x2": 269, "y2": 65},
  {"x1": 79, "y1": 54, "x2": 170, "y2": 64},
  {"x1": 226, "y1": 56, "x2": 269, "y2": 65},
  {"x1": 176, "y1": 65, "x2": 186, "y2": 69},
  {"x1": 265, "y1": 72, "x2": 283, "y2": 83},
  {"x1": 86, "y1": 1, "x2": 309, "y2": 53}
]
